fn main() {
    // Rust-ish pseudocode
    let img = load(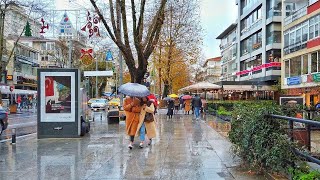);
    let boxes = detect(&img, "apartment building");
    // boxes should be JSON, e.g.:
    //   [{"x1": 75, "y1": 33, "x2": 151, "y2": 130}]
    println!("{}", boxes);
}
[
  {"x1": 235, "y1": 0, "x2": 282, "y2": 82},
  {"x1": 203, "y1": 57, "x2": 222, "y2": 83},
  {"x1": 216, "y1": 23, "x2": 238, "y2": 81},
  {"x1": 282, "y1": 0, "x2": 320, "y2": 106}
]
